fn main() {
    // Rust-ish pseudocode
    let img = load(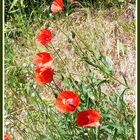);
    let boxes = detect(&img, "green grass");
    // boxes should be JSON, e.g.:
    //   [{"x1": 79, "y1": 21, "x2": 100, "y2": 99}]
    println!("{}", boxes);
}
[{"x1": 5, "y1": 1, "x2": 135, "y2": 140}]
